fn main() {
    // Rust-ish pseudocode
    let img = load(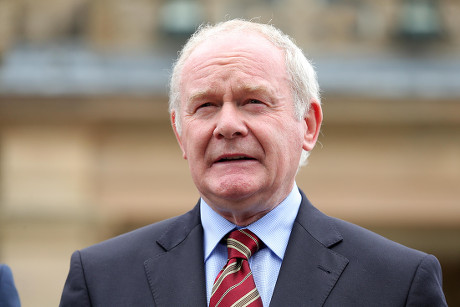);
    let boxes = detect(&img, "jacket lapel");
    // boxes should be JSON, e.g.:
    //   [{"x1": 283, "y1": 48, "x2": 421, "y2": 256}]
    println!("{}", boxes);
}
[
  {"x1": 144, "y1": 204, "x2": 207, "y2": 306},
  {"x1": 270, "y1": 191, "x2": 349, "y2": 306}
]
